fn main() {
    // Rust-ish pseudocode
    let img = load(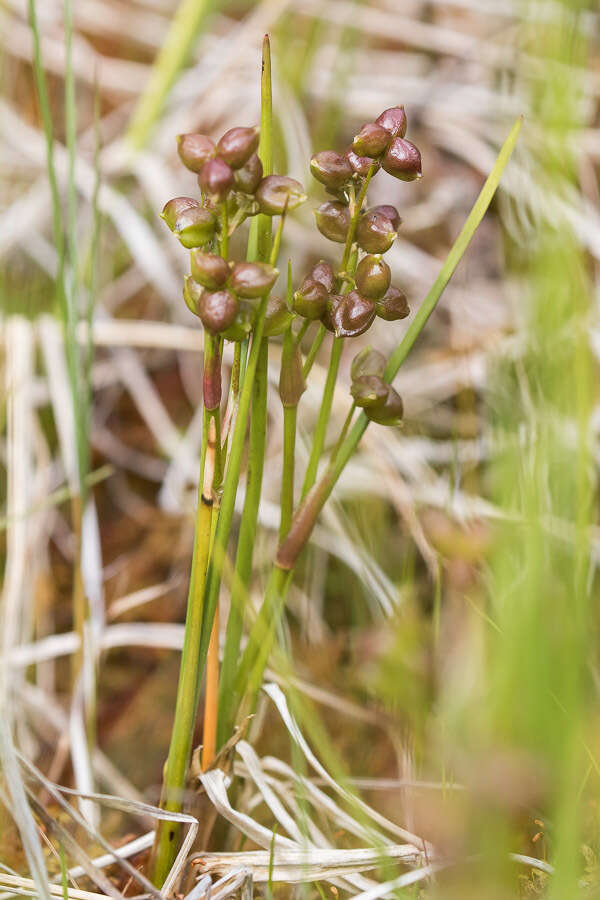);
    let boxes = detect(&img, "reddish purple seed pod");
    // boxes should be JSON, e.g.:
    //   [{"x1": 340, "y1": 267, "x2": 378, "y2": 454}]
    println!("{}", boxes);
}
[
  {"x1": 230, "y1": 262, "x2": 279, "y2": 299},
  {"x1": 198, "y1": 157, "x2": 234, "y2": 201},
  {"x1": 177, "y1": 134, "x2": 216, "y2": 173},
  {"x1": 352, "y1": 122, "x2": 391, "y2": 158},
  {"x1": 190, "y1": 250, "x2": 230, "y2": 291},
  {"x1": 356, "y1": 209, "x2": 397, "y2": 254},
  {"x1": 375, "y1": 286, "x2": 410, "y2": 321},
  {"x1": 234, "y1": 153, "x2": 263, "y2": 194},
  {"x1": 310, "y1": 150, "x2": 353, "y2": 189},
  {"x1": 346, "y1": 147, "x2": 380, "y2": 178},
  {"x1": 330, "y1": 290, "x2": 376, "y2": 338},
  {"x1": 314, "y1": 201, "x2": 351, "y2": 243},
  {"x1": 161, "y1": 196, "x2": 199, "y2": 230},
  {"x1": 216, "y1": 126, "x2": 260, "y2": 169},
  {"x1": 371, "y1": 204, "x2": 401, "y2": 231},
  {"x1": 355, "y1": 254, "x2": 391, "y2": 300},
  {"x1": 382, "y1": 138, "x2": 422, "y2": 182},
  {"x1": 255, "y1": 175, "x2": 307, "y2": 214},
  {"x1": 310, "y1": 260, "x2": 336, "y2": 294},
  {"x1": 375, "y1": 106, "x2": 408, "y2": 139},
  {"x1": 293, "y1": 279, "x2": 329, "y2": 320},
  {"x1": 199, "y1": 289, "x2": 238, "y2": 335}
]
